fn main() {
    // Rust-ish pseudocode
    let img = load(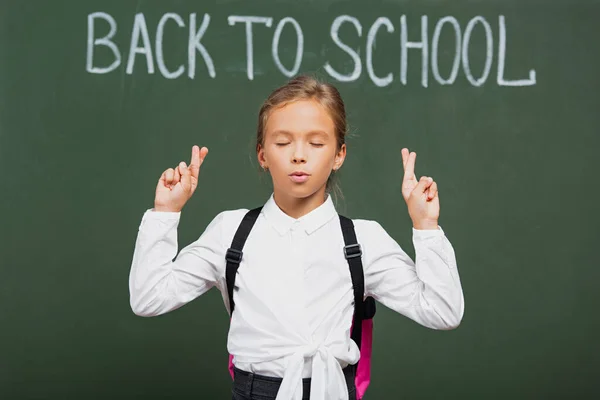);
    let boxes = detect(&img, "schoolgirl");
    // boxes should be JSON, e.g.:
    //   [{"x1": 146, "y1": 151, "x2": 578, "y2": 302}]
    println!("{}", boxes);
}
[{"x1": 129, "y1": 75, "x2": 464, "y2": 400}]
